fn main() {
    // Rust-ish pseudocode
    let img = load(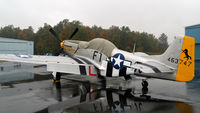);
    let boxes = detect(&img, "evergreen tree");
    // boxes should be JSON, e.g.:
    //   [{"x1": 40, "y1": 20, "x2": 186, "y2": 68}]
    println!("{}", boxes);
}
[{"x1": 158, "y1": 33, "x2": 169, "y2": 53}]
